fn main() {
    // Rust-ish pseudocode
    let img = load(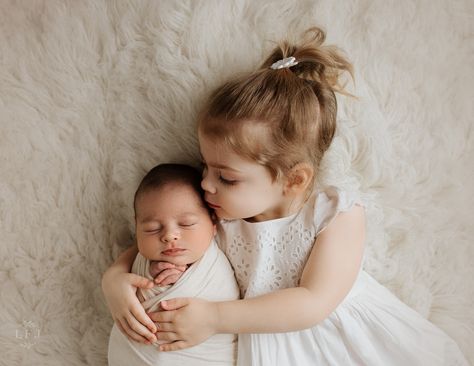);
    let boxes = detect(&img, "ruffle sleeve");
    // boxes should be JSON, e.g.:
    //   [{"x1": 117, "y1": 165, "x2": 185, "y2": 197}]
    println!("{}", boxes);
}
[{"x1": 314, "y1": 186, "x2": 364, "y2": 235}]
